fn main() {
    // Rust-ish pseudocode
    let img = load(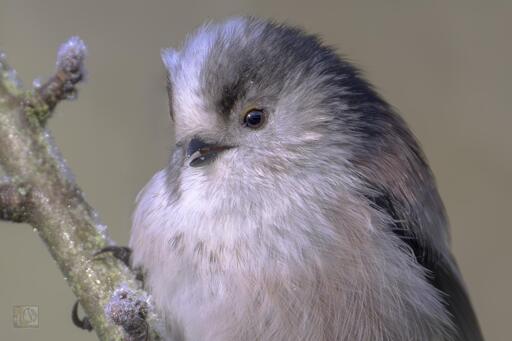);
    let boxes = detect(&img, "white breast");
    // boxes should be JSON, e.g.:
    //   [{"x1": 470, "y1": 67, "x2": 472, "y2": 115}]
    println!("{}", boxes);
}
[{"x1": 130, "y1": 169, "x2": 450, "y2": 341}]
